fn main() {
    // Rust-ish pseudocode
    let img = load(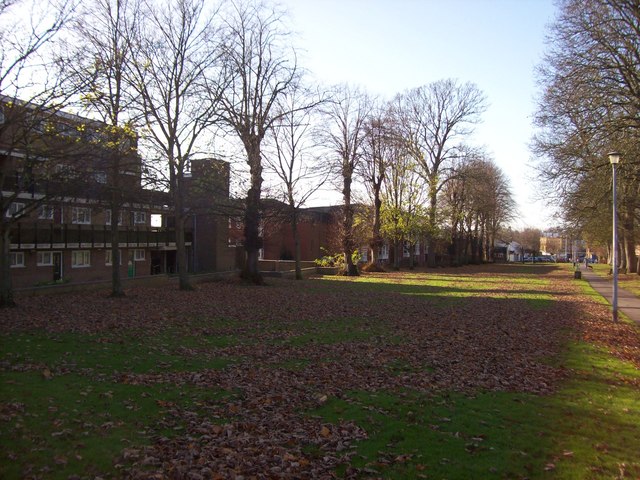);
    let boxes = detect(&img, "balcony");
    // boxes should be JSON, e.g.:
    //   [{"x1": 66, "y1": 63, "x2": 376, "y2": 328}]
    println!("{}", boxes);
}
[{"x1": 9, "y1": 223, "x2": 192, "y2": 250}]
